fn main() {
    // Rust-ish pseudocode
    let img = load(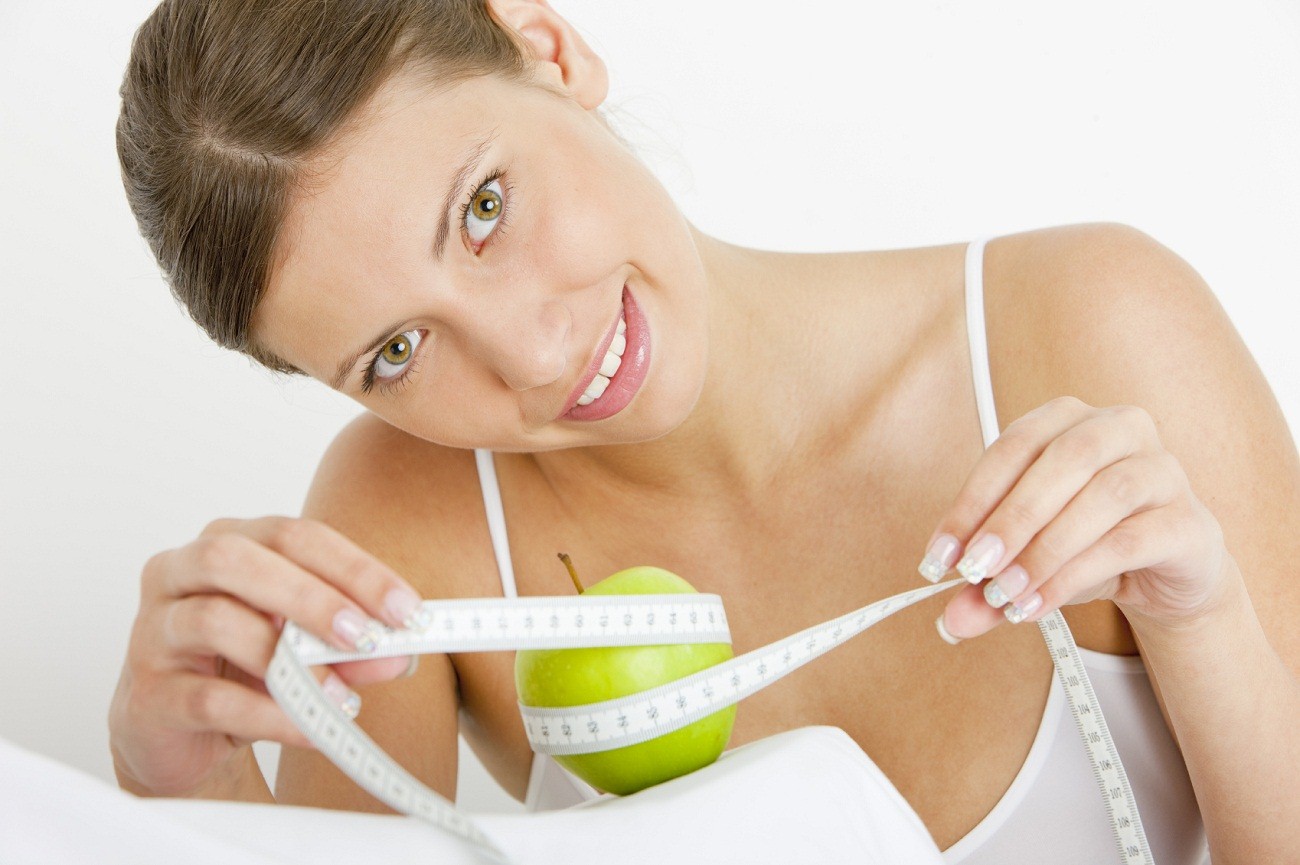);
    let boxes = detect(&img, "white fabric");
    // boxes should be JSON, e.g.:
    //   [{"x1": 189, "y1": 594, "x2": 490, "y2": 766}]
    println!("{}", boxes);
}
[
  {"x1": 1, "y1": 728, "x2": 944, "y2": 865},
  {"x1": 954, "y1": 235, "x2": 1209, "y2": 865},
  {"x1": 473, "y1": 235, "x2": 1212, "y2": 863},
  {"x1": 474, "y1": 445, "x2": 605, "y2": 808},
  {"x1": 474, "y1": 444, "x2": 604, "y2": 808}
]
